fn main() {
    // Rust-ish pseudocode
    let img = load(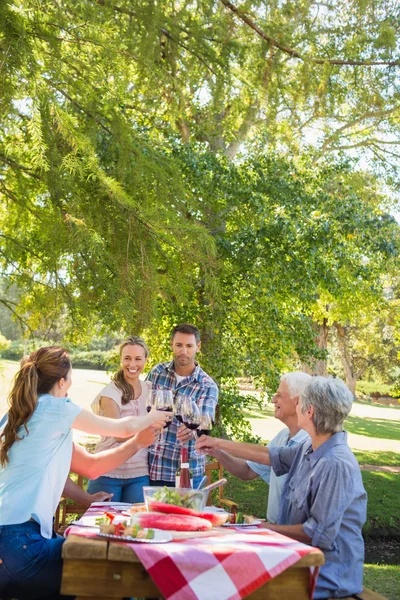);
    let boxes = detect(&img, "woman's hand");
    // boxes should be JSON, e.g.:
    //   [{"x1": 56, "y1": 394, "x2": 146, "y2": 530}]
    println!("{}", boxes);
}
[
  {"x1": 145, "y1": 408, "x2": 171, "y2": 430},
  {"x1": 134, "y1": 426, "x2": 159, "y2": 449},
  {"x1": 88, "y1": 491, "x2": 114, "y2": 505}
]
